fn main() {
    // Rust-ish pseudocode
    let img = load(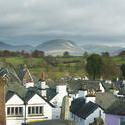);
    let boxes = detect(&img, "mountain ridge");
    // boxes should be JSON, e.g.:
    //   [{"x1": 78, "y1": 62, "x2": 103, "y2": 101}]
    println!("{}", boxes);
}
[{"x1": 0, "y1": 40, "x2": 124, "y2": 56}]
